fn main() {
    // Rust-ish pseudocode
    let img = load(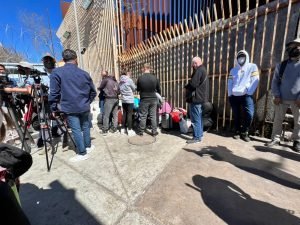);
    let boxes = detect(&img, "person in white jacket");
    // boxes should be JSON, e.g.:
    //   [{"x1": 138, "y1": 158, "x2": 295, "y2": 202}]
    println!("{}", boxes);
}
[{"x1": 228, "y1": 50, "x2": 259, "y2": 142}]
